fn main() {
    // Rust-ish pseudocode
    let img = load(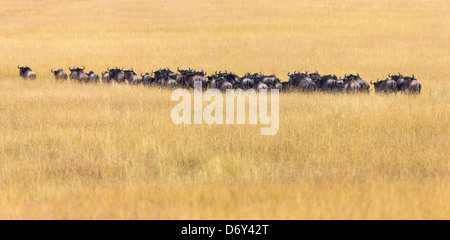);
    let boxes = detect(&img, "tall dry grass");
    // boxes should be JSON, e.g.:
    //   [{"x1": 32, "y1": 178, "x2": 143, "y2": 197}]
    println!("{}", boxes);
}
[{"x1": 0, "y1": 0, "x2": 449, "y2": 219}]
